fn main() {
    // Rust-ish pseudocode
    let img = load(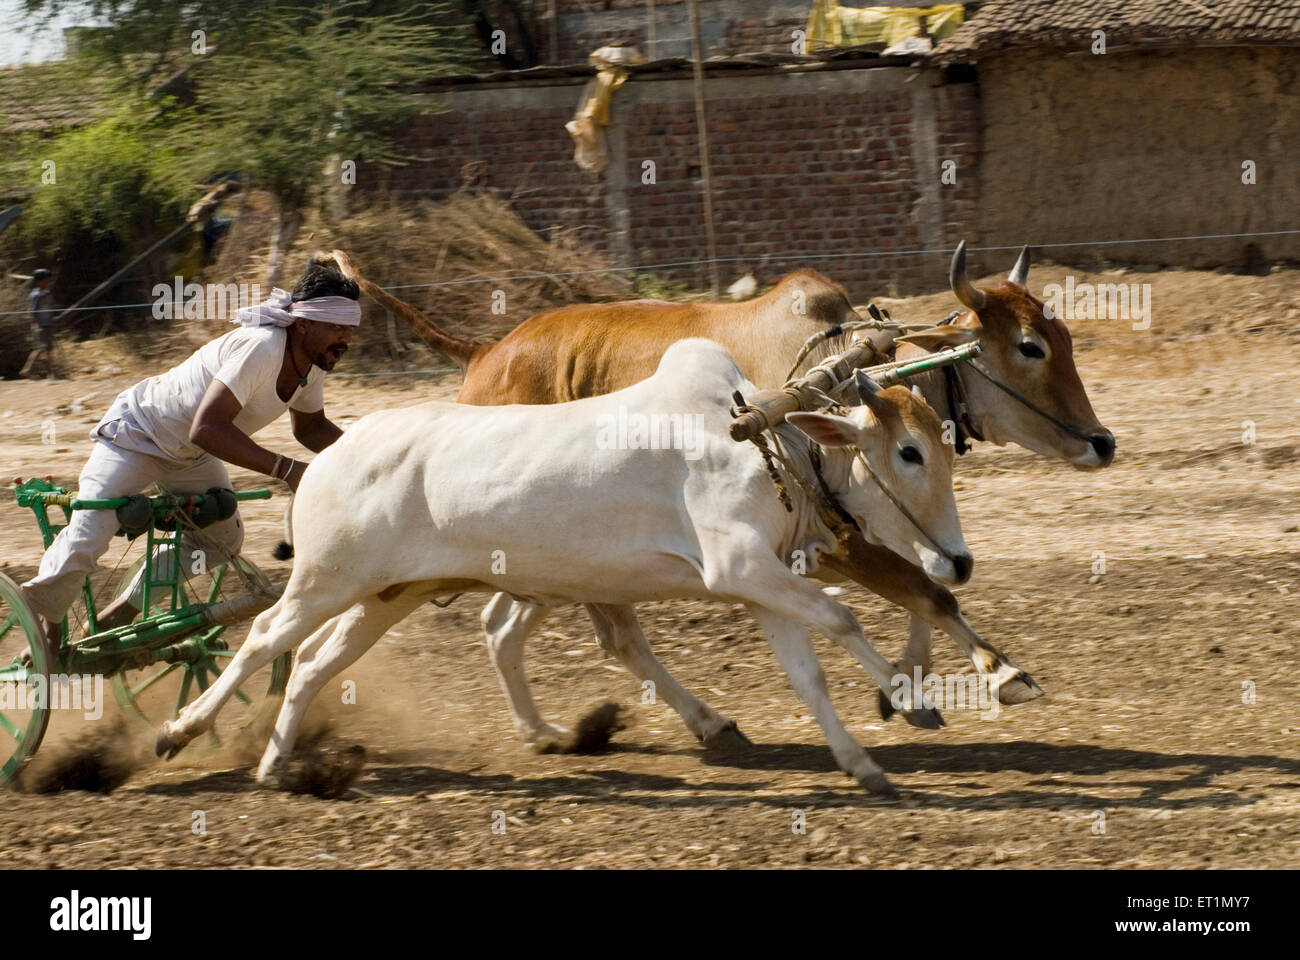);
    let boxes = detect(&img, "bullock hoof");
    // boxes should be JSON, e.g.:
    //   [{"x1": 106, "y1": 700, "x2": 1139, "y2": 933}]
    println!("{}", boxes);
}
[
  {"x1": 857, "y1": 770, "x2": 897, "y2": 795},
  {"x1": 528, "y1": 726, "x2": 572, "y2": 755},
  {"x1": 903, "y1": 707, "x2": 946, "y2": 730},
  {"x1": 254, "y1": 771, "x2": 285, "y2": 792},
  {"x1": 701, "y1": 719, "x2": 752, "y2": 751},
  {"x1": 877, "y1": 690, "x2": 897, "y2": 721},
  {"x1": 154, "y1": 726, "x2": 186, "y2": 760},
  {"x1": 997, "y1": 671, "x2": 1044, "y2": 706}
]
